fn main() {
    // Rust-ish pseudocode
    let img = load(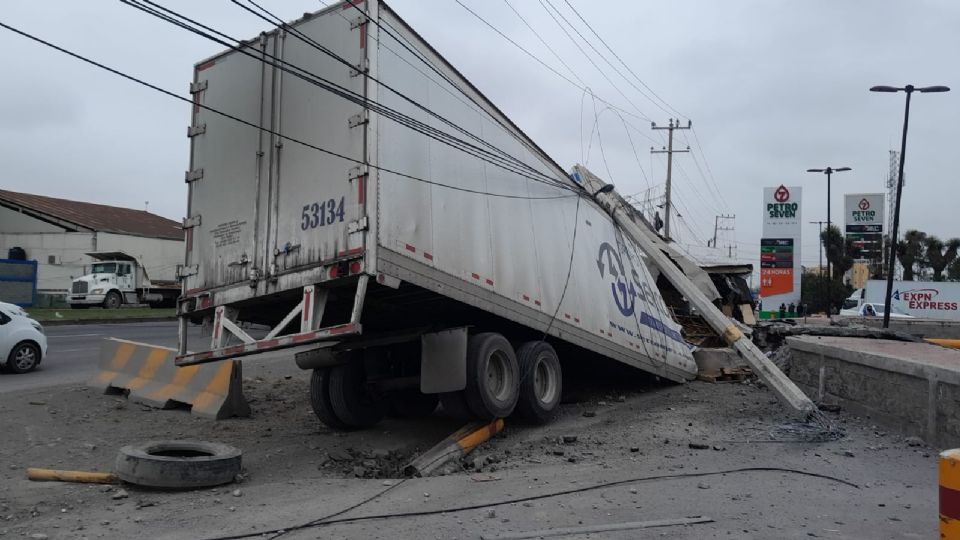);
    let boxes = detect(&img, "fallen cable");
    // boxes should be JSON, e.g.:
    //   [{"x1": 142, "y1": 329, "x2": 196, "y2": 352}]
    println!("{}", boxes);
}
[{"x1": 203, "y1": 466, "x2": 860, "y2": 540}]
